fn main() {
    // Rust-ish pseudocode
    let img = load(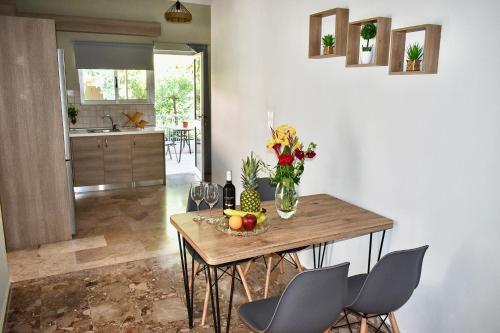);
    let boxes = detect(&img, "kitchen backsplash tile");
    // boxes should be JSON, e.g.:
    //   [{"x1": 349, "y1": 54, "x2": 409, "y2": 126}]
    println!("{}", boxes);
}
[{"x1": 67, "y1": 90, "x2": 155, "y2": 128}]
